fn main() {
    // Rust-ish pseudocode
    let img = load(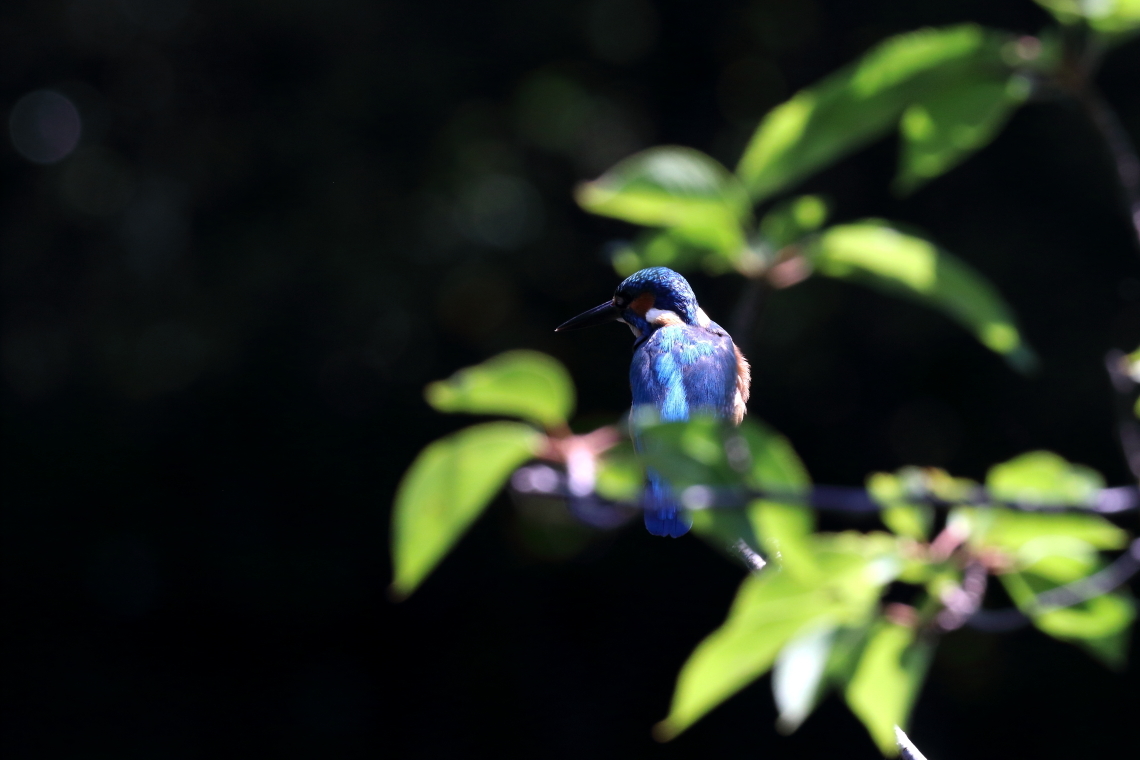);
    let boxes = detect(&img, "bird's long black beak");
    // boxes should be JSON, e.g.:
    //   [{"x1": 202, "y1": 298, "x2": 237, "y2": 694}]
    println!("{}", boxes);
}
[{"x1": 555, "y1": 301, "x2": 621, "y2": 332}]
